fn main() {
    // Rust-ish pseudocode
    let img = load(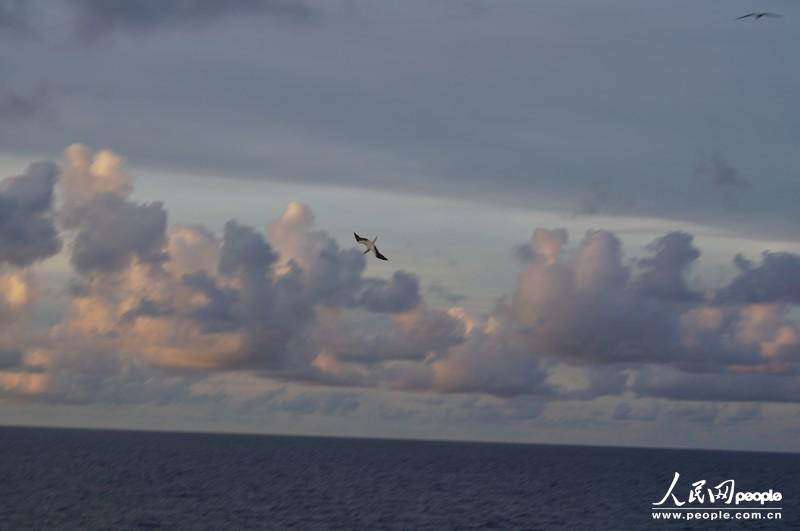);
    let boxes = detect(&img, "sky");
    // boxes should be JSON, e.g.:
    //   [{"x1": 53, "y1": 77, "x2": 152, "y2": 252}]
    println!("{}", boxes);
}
[{"x1": 1, "y1": 0, "x2": 800, "y2": 452}]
